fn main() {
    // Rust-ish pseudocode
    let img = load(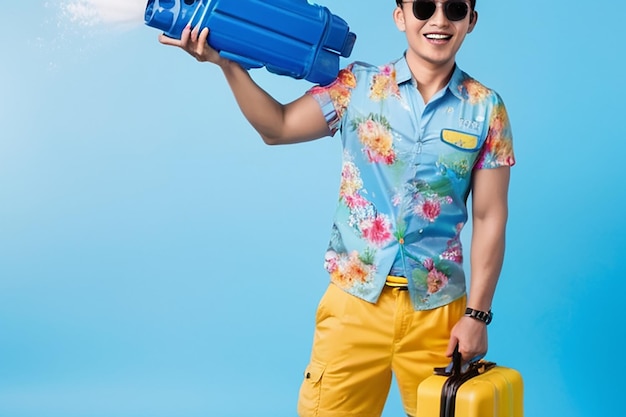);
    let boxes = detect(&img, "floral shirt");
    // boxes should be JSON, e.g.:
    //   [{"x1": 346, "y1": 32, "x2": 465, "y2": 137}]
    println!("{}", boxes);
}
[{"x1": 307, "y1": 56, "x2": 515, "y2": 311}]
